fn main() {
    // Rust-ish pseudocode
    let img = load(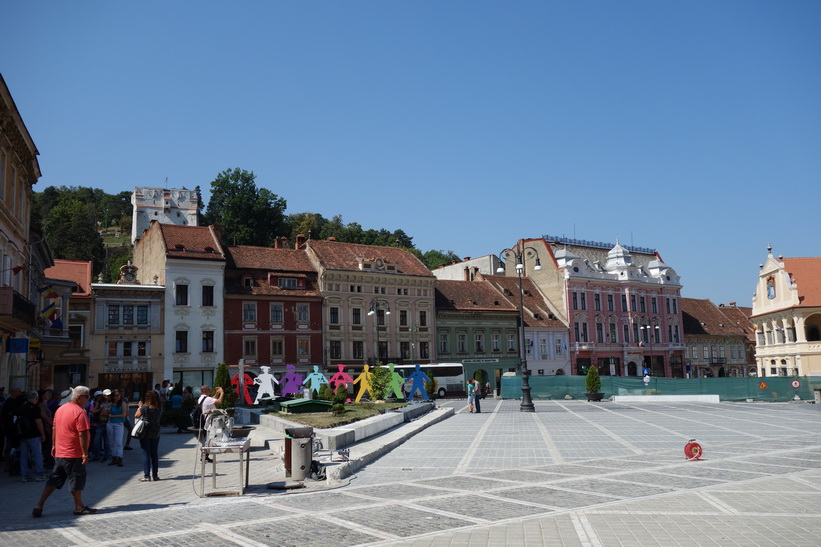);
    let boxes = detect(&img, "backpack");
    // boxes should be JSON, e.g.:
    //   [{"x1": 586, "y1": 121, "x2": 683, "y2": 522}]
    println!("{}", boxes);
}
[
  {"x1": 190, "y1": 395, "x2": 205, "y2": 430},
  {"x1": 15, "y1": 405, "x2": 37, "y2": 438}
]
